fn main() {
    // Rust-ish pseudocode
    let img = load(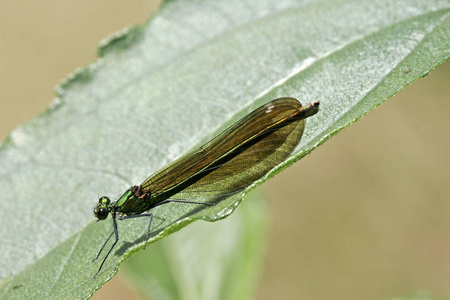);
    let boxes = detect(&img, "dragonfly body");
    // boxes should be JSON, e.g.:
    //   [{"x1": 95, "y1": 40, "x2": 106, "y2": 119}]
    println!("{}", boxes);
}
[{"x1": 93, "y1": 98, "x2": 319, "y2": 277}]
